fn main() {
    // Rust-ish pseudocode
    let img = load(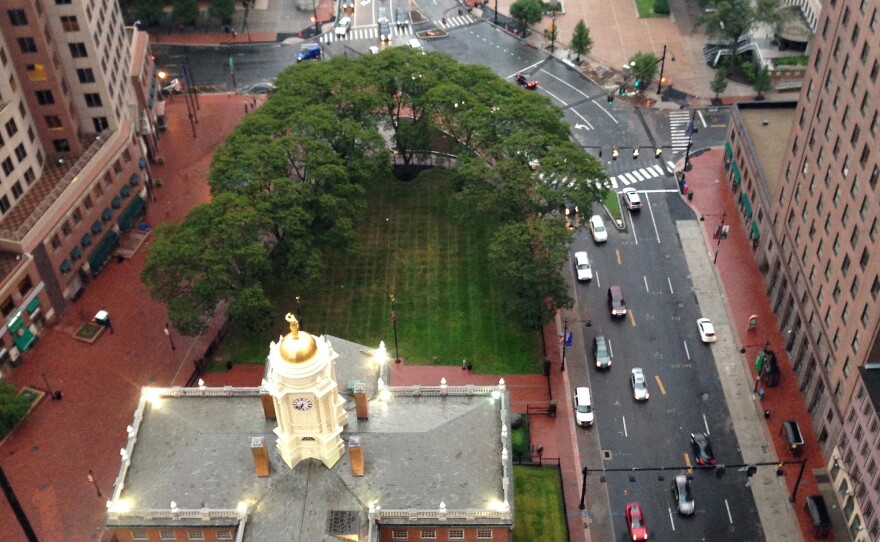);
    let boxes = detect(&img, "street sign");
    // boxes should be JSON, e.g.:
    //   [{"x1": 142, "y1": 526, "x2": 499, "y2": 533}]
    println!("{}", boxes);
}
[{"x1": 564, "y1": 331, "x2": 572, "y2": 346}]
